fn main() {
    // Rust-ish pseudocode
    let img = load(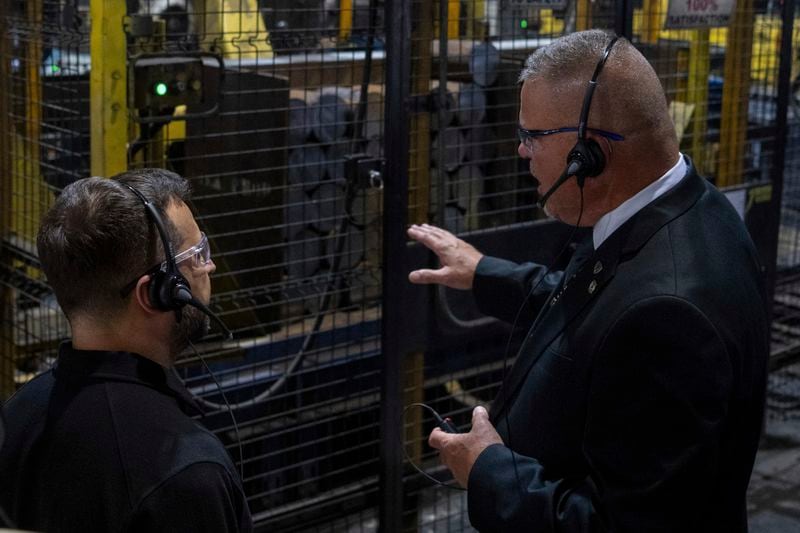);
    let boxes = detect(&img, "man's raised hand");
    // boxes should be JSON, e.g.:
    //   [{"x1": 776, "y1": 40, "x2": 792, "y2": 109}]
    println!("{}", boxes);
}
[{"x1": 407, "y1": 224, "x2": 483, "y2": 290}]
